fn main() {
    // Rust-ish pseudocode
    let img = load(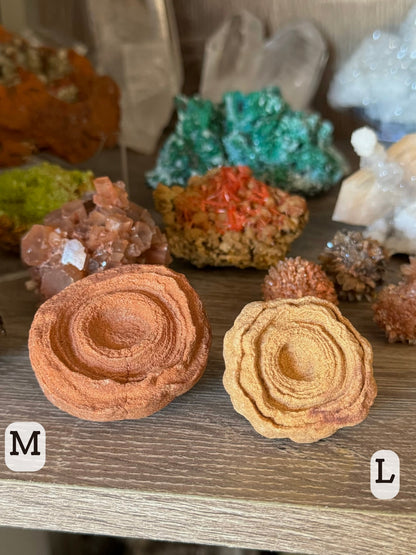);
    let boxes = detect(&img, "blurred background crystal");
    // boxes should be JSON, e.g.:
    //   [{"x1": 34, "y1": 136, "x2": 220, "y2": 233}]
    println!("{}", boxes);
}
[
  {"x1": 256, "y1": 20, "x2": 328, "y2": 110},
  {"x1": 328, "y1": 4, "x2": 416, "y2": 143},
  {"x1": 200, "y1": 12, "x2": 327, "y2": 110},
  {"x1": 0, "y1": 0, "x2": 183, "y2": 156},
  {"x1": 86, "y1": 0, "x2": 183, "y2": 154},
  {"x1": 199, "y1": 11, "x2": 263, "y2": 103}
]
